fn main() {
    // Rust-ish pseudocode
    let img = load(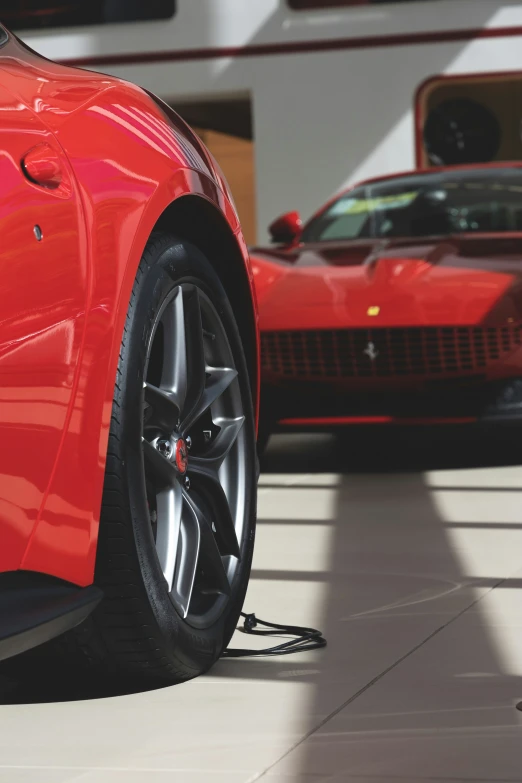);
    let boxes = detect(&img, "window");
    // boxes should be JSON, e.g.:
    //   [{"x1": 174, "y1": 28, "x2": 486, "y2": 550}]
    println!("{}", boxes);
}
[
  {"x1": 301, "y1": 168, "x2": 522, "y2": 245},
  {"x1": 289, "y1": 0, "x2": 437, "y2": 9},
  {"x1": 0, "y1": 1, "x2": 176, "y2": 31}
]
